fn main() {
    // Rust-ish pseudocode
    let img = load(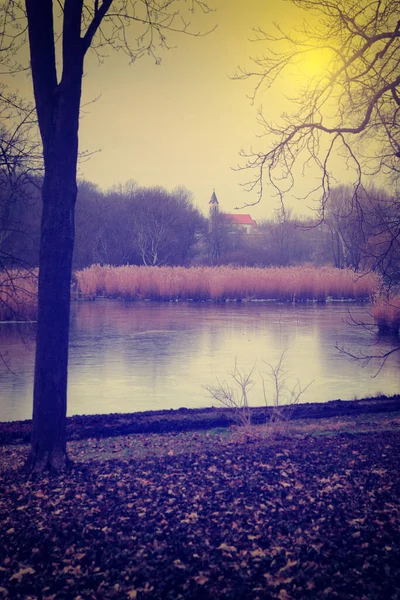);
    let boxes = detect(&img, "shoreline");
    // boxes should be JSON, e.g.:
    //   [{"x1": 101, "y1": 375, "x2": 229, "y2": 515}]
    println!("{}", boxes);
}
[{"x1": 1, "y1": 394, "x2": 399, "y2": 446}]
